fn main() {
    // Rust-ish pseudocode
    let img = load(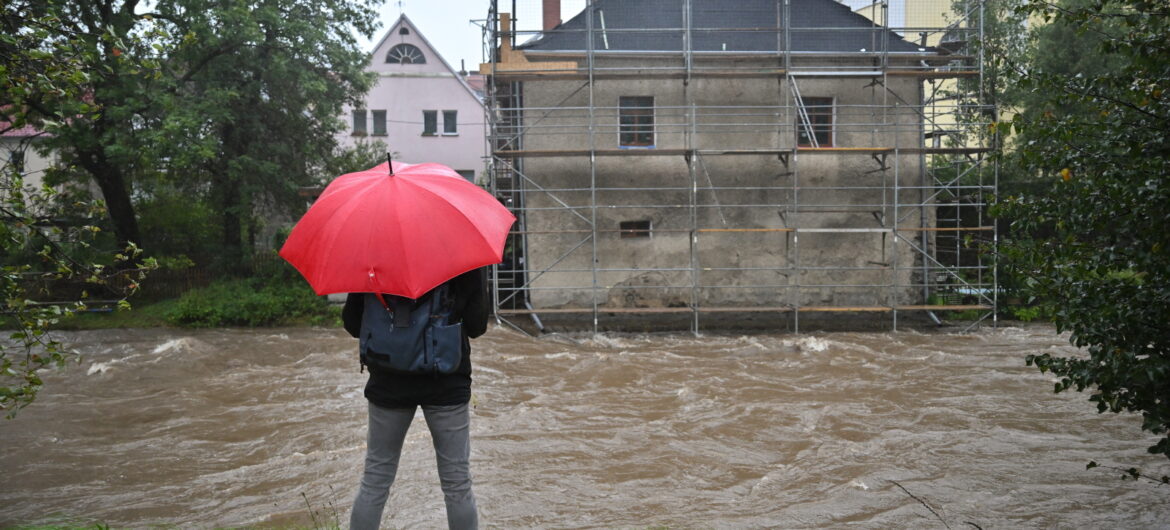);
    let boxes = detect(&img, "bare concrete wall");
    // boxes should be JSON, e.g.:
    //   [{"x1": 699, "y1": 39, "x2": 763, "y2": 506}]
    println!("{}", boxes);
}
[{"x1": 513, "y1": 55, "x2": 930, "y2": 309}]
